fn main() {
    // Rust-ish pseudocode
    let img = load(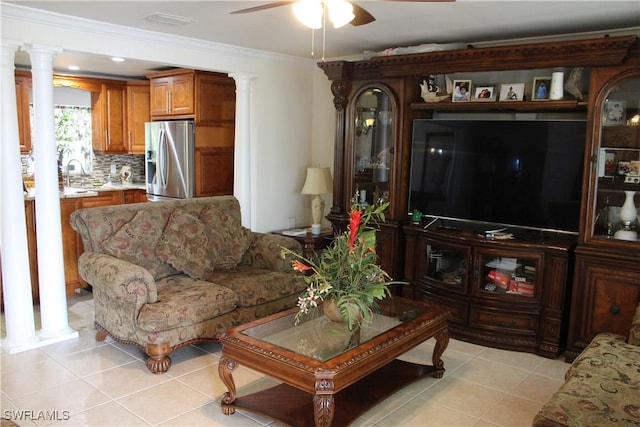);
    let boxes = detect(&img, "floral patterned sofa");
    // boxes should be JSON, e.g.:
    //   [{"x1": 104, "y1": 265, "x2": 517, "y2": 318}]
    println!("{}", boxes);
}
[
  {"x1": 532, "y1": 302, "x2": 640, "y2": 426},
  {"x1": 70, "y1": 196, "x2": 306, "y2": 374}
]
